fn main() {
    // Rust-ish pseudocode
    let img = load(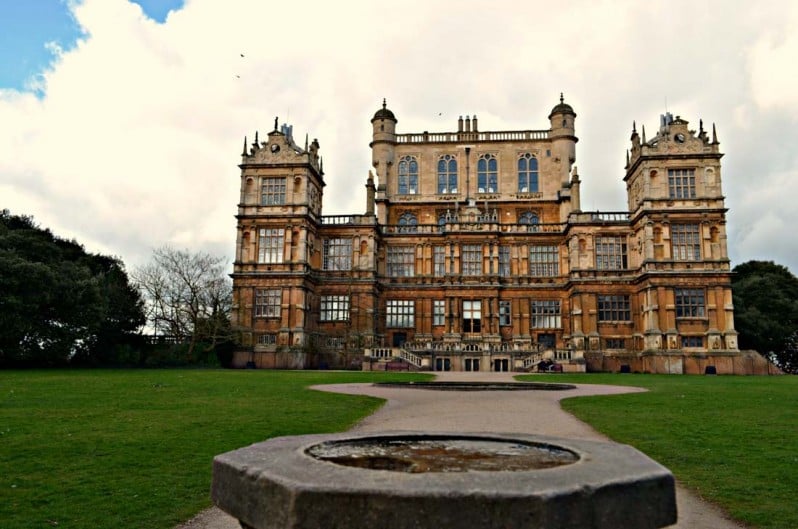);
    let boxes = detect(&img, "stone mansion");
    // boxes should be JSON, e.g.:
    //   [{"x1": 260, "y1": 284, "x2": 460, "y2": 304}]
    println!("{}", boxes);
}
[{"x1": 229, "y1": 96, "x2": 754, "y2": 373}]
